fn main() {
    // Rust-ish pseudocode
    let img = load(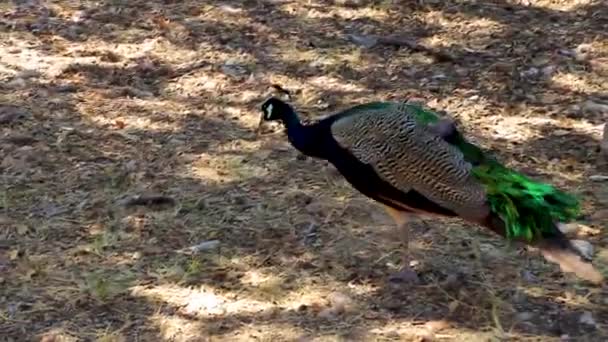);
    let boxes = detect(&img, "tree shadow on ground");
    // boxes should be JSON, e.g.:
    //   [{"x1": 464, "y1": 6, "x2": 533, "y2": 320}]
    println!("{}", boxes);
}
[{"x1": 2, "y1": 0, "x2": 607, "y2": 341}]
